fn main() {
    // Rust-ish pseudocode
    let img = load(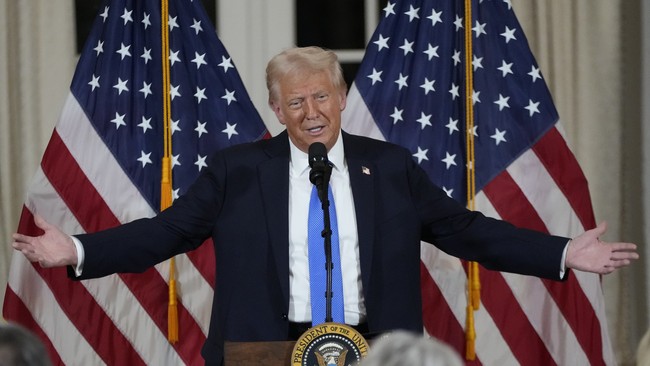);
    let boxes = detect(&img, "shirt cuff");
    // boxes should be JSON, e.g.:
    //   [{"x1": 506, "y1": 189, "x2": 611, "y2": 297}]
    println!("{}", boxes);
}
[
  {"x1": 70, "y1": 236, "x2": 85, "y2": 277},
  {"x1": 559, "y1": 240, "x2": 570, "y2": 279}
]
